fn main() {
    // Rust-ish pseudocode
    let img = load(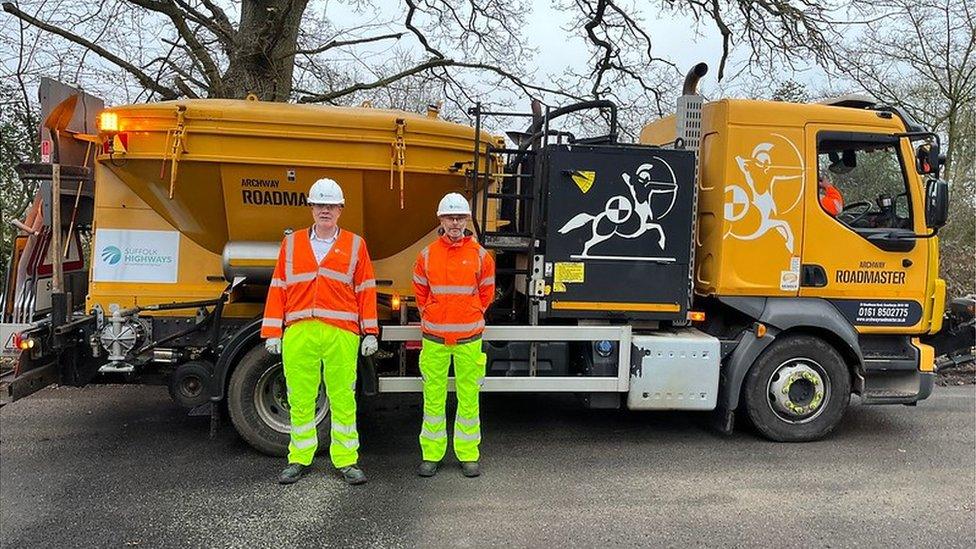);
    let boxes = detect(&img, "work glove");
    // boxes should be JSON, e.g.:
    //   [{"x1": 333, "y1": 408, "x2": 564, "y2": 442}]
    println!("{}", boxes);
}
[
  {"x1": 265, "y1": 337, "x2": 282, "y2": 355},
  {"x1": 360, "y1": 335, "x2": 378, "y2": 357}
]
